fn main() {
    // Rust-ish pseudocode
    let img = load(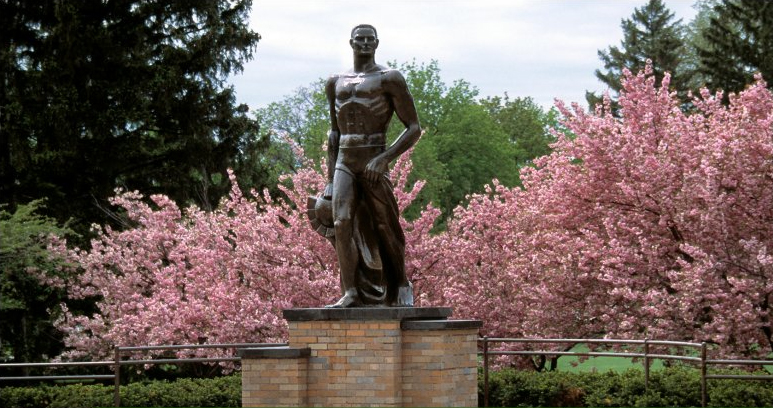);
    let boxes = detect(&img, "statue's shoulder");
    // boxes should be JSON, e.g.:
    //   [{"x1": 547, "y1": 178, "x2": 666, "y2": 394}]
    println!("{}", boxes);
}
[
  {"x1": 379, "y1": 68, "x2": 407, "y2": 85},
  {"x1": 325, "y1": 74, "x2": 341, "y2": 95},
  {"x1": 326, "y1": 73, "x2": 342, "y2": 85}
]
